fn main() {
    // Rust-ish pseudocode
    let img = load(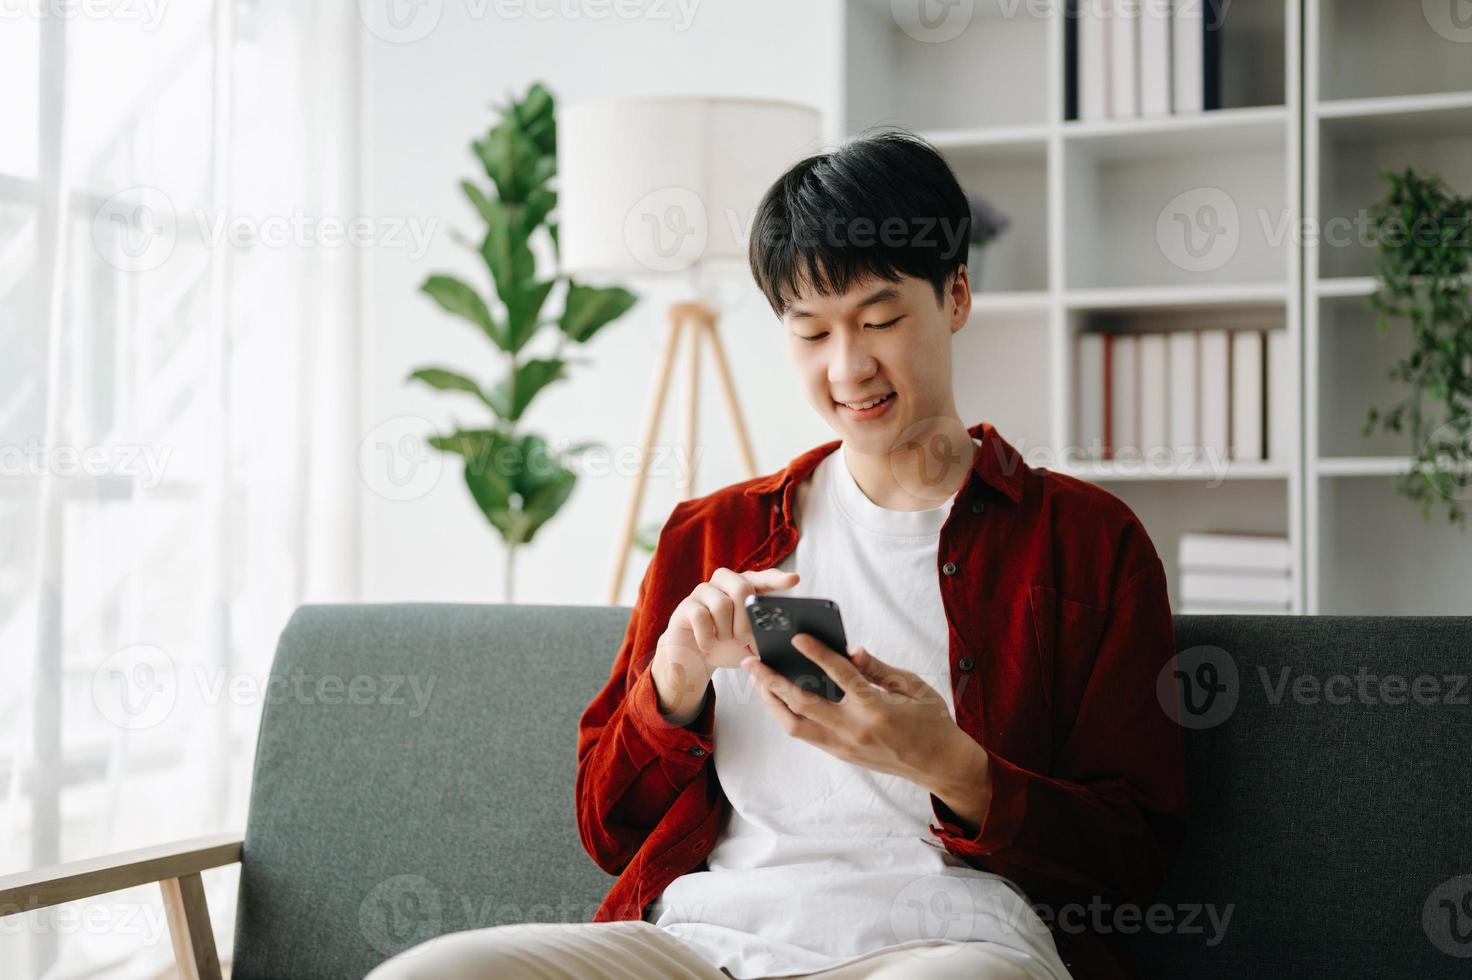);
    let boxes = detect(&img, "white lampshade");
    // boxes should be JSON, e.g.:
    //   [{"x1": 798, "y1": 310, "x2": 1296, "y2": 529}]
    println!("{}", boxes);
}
[{"x1": 557, "y1": 95, "x2": 823, "y2": 279}]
